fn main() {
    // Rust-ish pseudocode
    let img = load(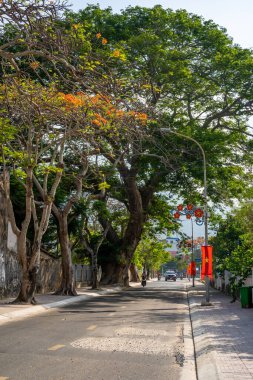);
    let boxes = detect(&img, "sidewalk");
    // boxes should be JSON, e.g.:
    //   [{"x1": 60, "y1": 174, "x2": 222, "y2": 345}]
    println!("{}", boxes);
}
[
  {"x1": 188, "y1": 281, "x2": 253, "y2": 380},
  {"x1": 0, "y1": 285, "x2": 123, "y2": 326}
]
